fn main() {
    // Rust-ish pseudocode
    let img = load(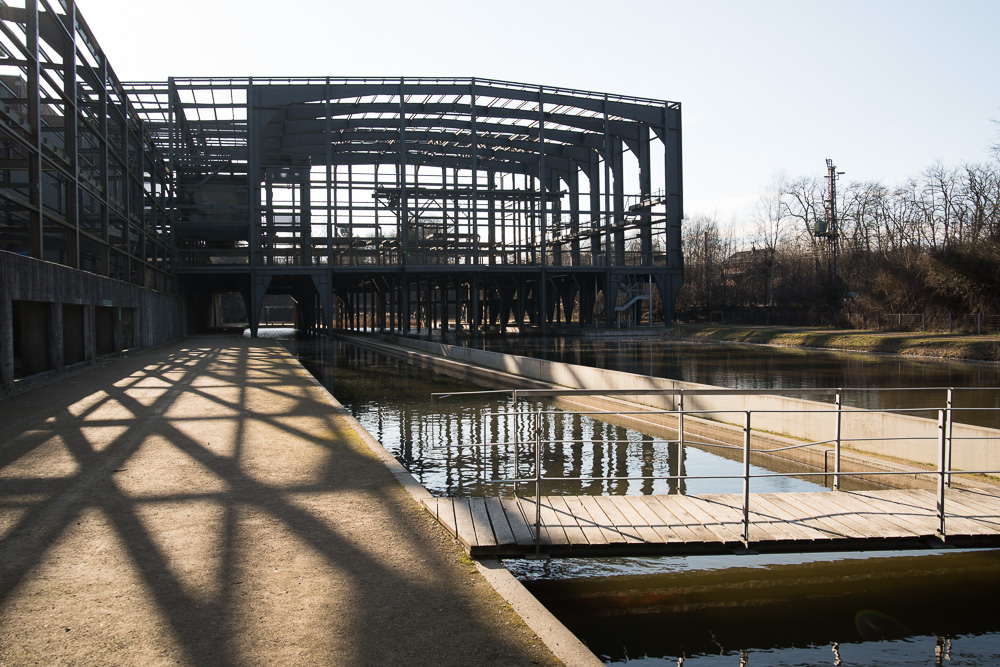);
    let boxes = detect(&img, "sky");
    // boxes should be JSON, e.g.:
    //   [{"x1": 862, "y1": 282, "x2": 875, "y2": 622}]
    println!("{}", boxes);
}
[{"x1": 75, "y1": 0, "x2": 1000, "y2": 226}]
